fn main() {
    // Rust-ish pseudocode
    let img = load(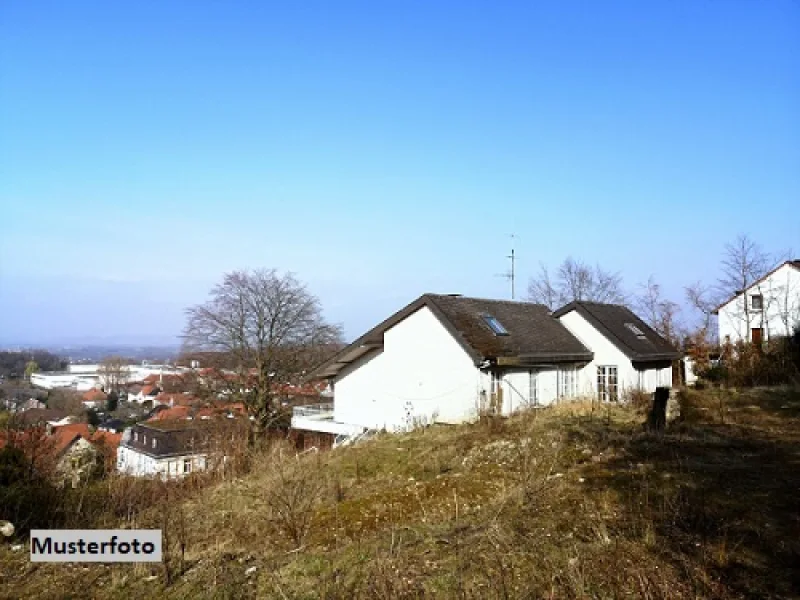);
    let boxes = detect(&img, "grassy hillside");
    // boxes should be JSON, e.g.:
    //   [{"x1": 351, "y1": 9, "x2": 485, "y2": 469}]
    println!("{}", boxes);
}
[{"x1": 2, "y1": 387, "x2": 799, "y2": 599}]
